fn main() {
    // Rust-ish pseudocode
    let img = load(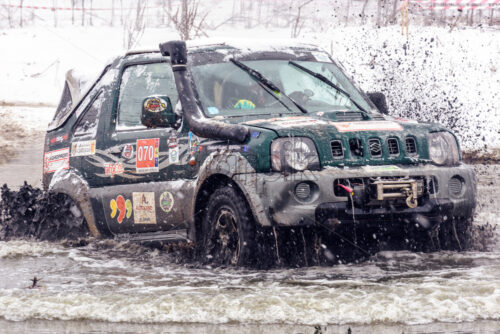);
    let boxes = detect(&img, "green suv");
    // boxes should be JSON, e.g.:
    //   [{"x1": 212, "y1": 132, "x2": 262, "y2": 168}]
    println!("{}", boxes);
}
[{"x1": 43, "y1": 40, "x2": 476, "y2": 265}]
